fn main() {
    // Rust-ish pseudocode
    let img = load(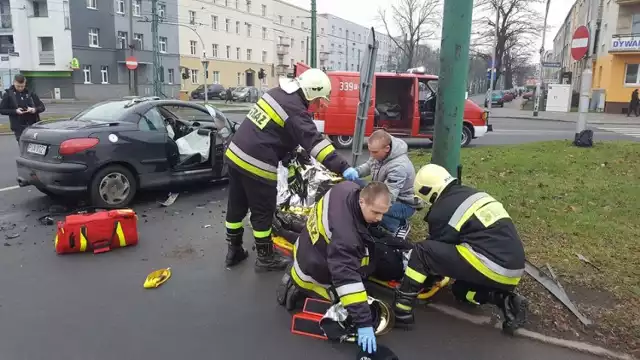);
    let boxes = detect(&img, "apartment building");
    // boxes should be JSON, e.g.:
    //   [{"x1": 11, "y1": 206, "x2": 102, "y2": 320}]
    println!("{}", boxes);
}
[
  {"x1": 272, "y1": 0, "x2": 312, "y2": 78},
  {"x1": 178, "y1": 0, "x2": 275, "y2": 94},
  {"x1": 69, "y1": 0, "x2": 181, "y2": 100},
  {"x1": 0, "y1": 0, "x2": 73, "y2": 97}
]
